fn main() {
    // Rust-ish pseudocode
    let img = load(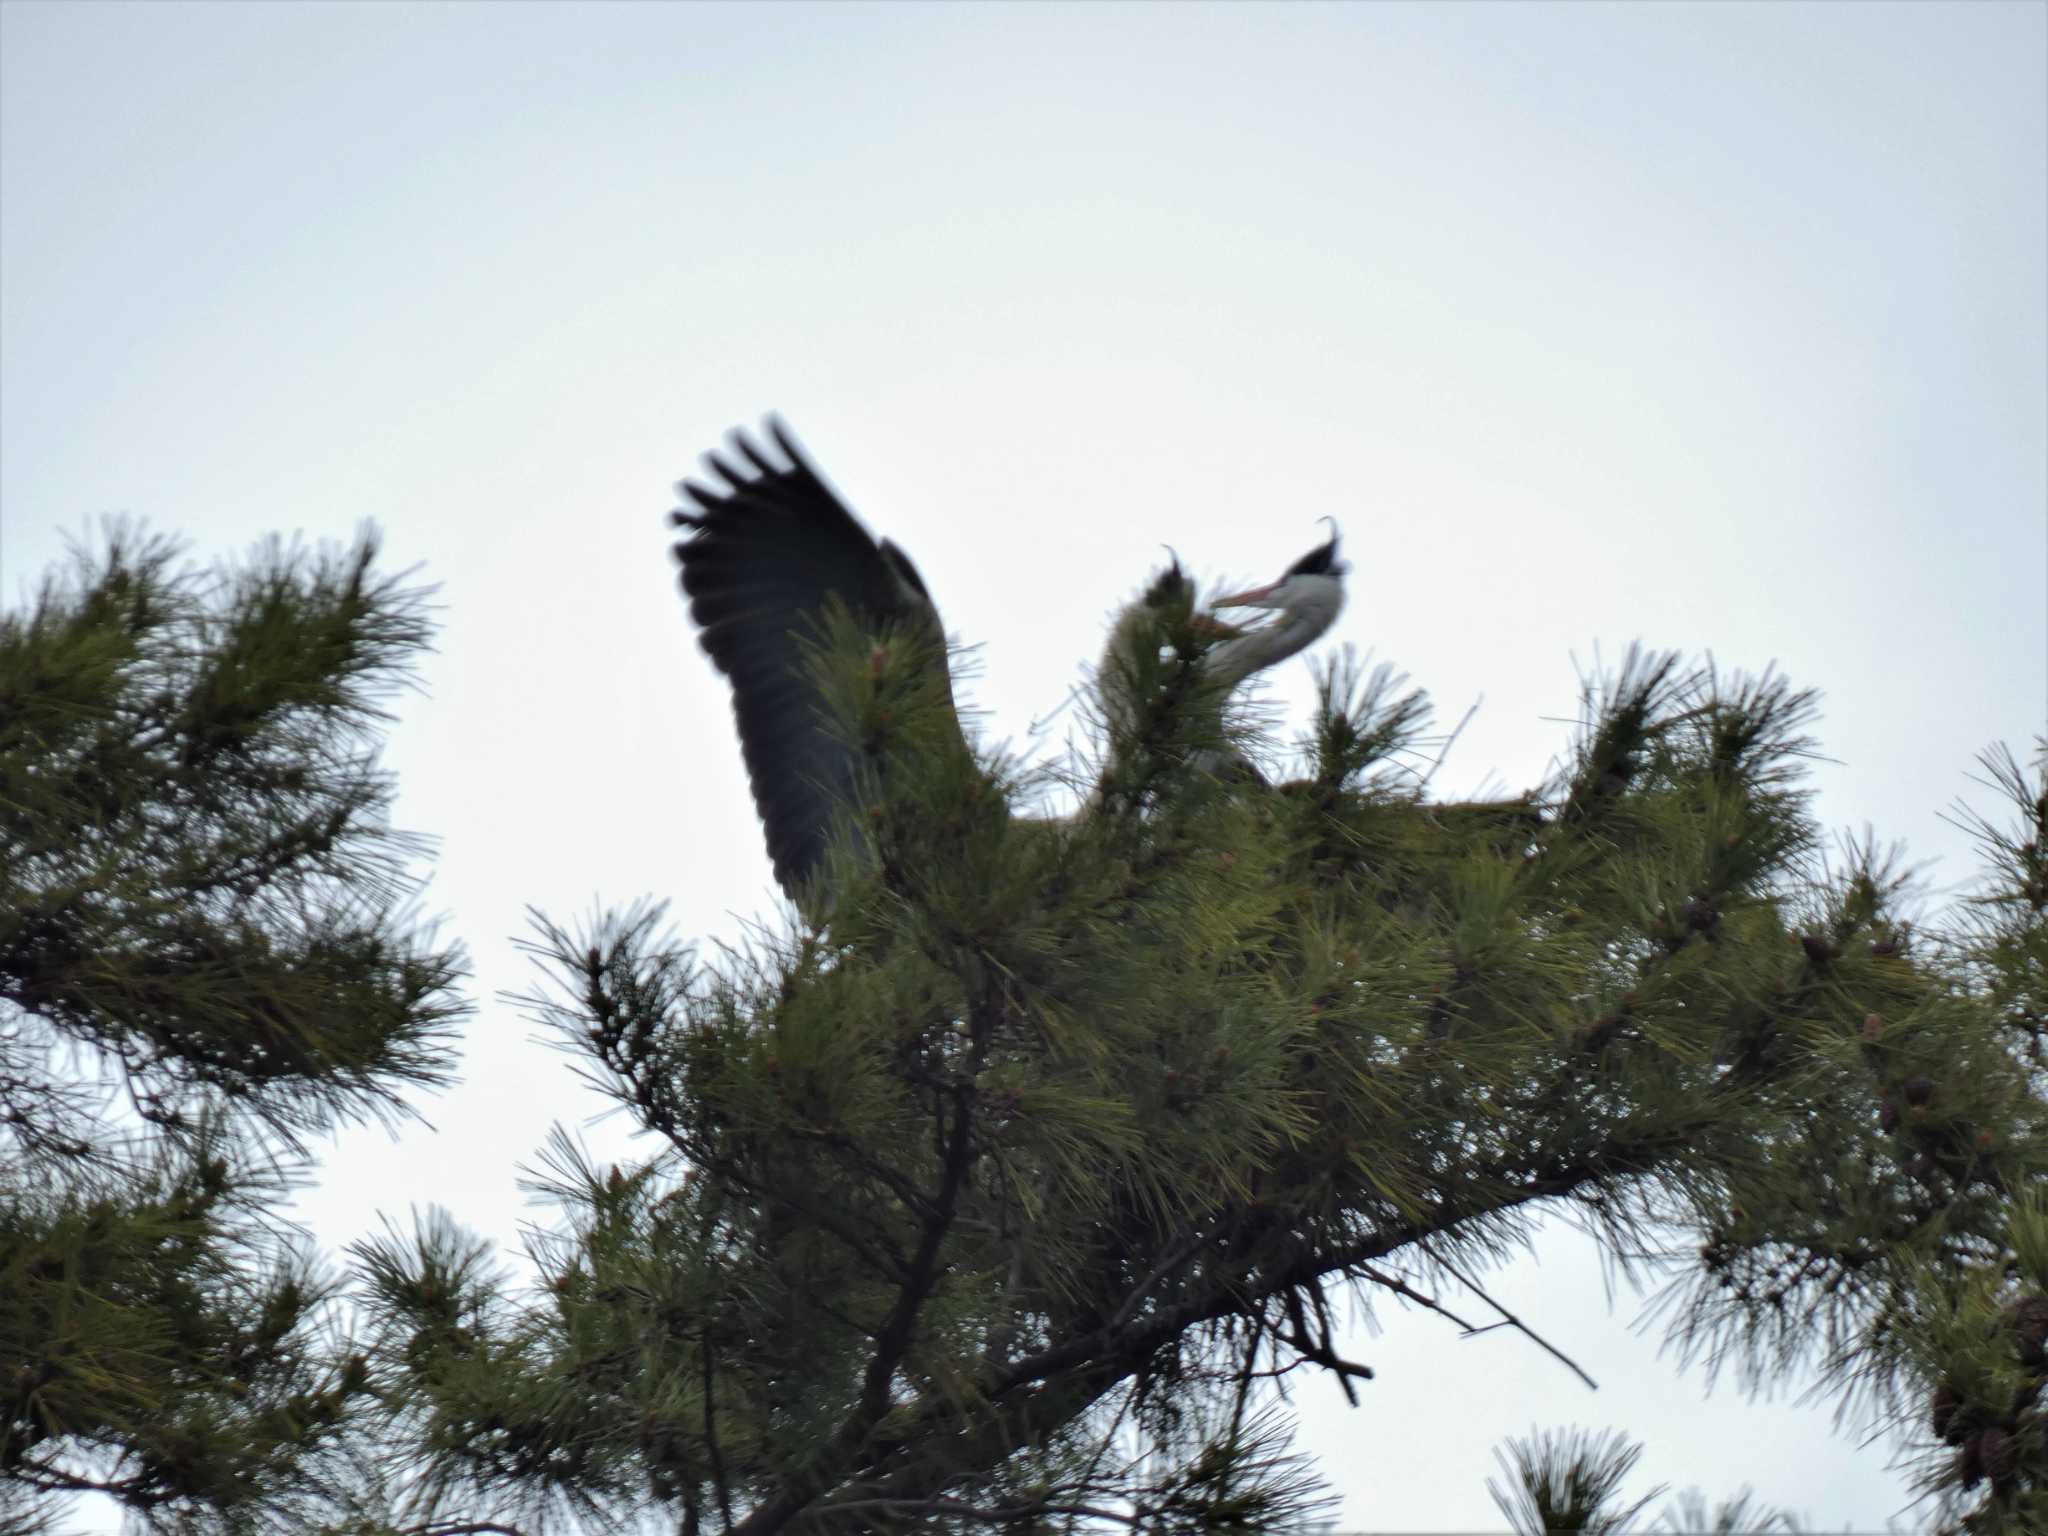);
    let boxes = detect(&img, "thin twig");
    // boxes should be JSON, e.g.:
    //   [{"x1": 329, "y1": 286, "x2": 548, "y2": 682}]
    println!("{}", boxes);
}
[
  {"x1": 1355, "y1": 1261, "x2": 1482, "y2": 1332},
  {"x1": 811, "y1": 1495, "x2": 1141, "y2": 1527},
  {"x1": 1420, "y1": 695, "x2": 1483, "y2": 793},
  {"x1": 1423, "y1": 1240, "x2": 1599, "y2": 1391}
]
